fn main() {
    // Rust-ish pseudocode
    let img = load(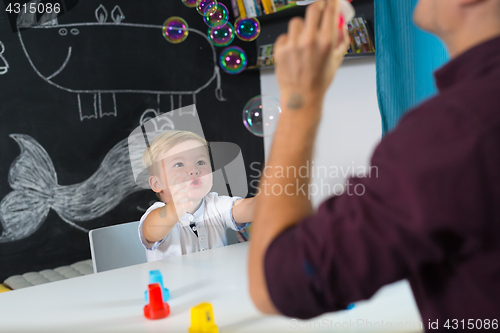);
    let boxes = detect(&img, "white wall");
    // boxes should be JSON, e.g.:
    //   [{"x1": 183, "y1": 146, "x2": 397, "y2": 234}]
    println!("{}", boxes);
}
[{"x1": 259, "y1": 57, "x2": 382, "y2": 207}]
